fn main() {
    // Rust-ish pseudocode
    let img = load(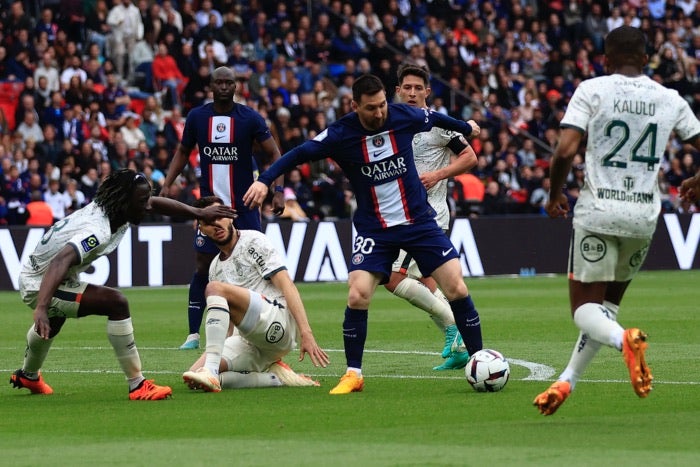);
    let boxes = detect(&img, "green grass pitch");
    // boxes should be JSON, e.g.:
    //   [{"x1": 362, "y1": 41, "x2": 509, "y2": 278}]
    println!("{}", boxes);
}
[{"x1": 1, "y1": 270, "x2": 699, "y2": 466}]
